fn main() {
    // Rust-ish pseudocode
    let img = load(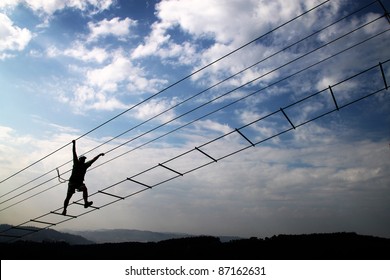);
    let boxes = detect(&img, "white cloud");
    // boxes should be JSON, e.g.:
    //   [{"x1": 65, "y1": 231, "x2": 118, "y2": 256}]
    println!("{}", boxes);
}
[
  {"x1": 86, "y1": 52, "x2": 168, "y2": 94},
  {"x1": 31, "y1": 115, "x2": 81, "y2": 134},
  {"x1": 193, "y1": 119, "x2": 232, "y2": 135},
  {"x1": 237, "y1": 109, "x2": 275, "y2": 136},
  {"x1": 133, "y1": 98, "x2": 178, "y2": 123},
  {"x1": 87, "y1": 17, "x2": 137, "y2": 42},
  {"x1": 68, "y1": 0, "x2": 114, "y2": 13},
  {"x1": 0, "y1": 52, "x2": 14, "y2": 59},
  {"x1": 131, "y1": 0, "x2": 389, "y2": 100},
  {"x1": 332, "y1": 167, "x2": 382, "y2": 184},
  {"x1": 64, "y1": 43, "x2": 109, "y2": 63},
  {"x1": 0, "y1": 0, "x2": 19, "y2": 9},
  {"x1": 131, "y1": 20, "x2": 170, "y2": 58},
  {"x1": 0, "y1": 0, "x2": 115, "y2": 15},
  {"x1": 0, "y1": 126, "x2": 40, "y2": 173},
  {"x1": 47, "y1": 43, "x2": 109, "y2": 63},
  {"x1": 126, "y1": 75, "x2": 168, "y2": 95},
  {"x1": 0, "y1": 13, "x2": 32, "y2": 57},
  {"x1": 131, "y1": 0, "x2": 346, "y2": 89},
  {"x1": 134, "y1": 0, "x2": 342, "y2": 58},
  {"x1": 0, "y1": 126, "x2": 14, "y2": 139},
  {"x1": 24, "y1": 0, "x2": 66, "y2": 15},
  {"x1": 86, "y1": 54, "x2": 133, "y2": 92},
  {"x1": 158, "y1": 41, "x2": 197, "y2": 65},
  {"x1": 59, "y1": 53, "x2": 170, "y2": 112},
  {"x1": 45, "y1": 45, "x2": 58, "y2": 58},
  {"x1": 155, "y1": 0, "x2": 261, "y2": 44},
  {"x1": 73, "y1": 85, "x2": 95, "y2": 105},
  {"x1": 87, "y1": 93, "x2": 129, "y2": 111},
  {"x1": 52, "y1": 49, "x2": 168, "y2": 112},
  {"x1": 69, "y1": 85, "x2": 128, "y2": 112}
]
